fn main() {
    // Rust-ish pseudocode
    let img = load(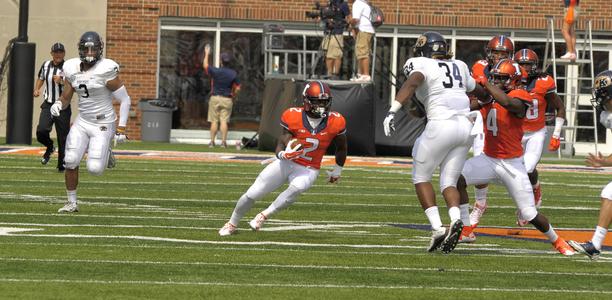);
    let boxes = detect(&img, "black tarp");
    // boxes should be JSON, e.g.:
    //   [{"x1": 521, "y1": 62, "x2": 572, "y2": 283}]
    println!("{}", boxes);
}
[{"x1": 258, "y1": 78, "x2": 426, "y2": 157}]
